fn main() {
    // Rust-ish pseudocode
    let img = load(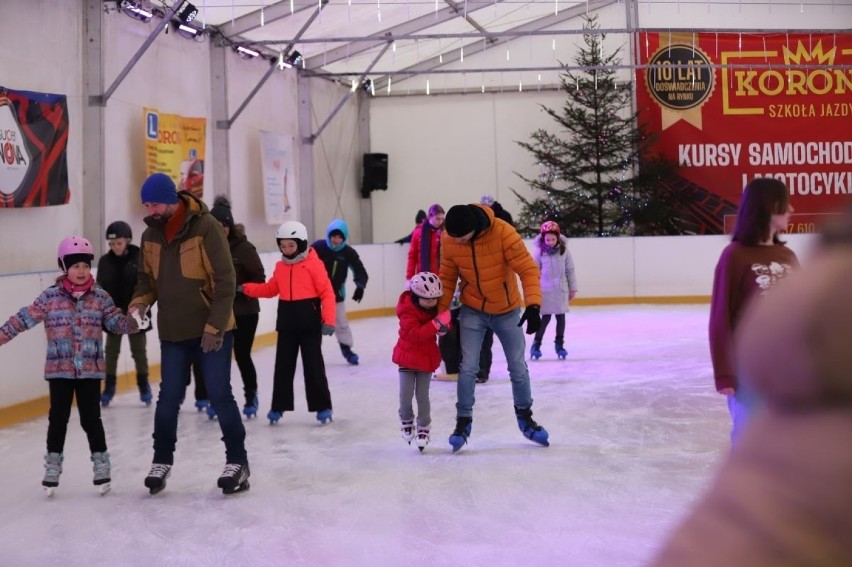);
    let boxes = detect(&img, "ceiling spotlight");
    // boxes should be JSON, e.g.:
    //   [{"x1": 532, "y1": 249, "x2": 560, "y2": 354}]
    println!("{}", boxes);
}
[
  {"x1": 235, "y1": 45, "x2": 260, "y2": 59},
  {"x1": 173, "y1": 22, "x2": 200, "y2": 39},
  {"x1": 176, "y1": 1, "x2": 199, "y2": 24},
  {"x1": 278, "y1": 51, "x2": 303, "y2": 69},
  {"x1": 120, "y1": 0, "x2": 154, "y2": 22}
]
